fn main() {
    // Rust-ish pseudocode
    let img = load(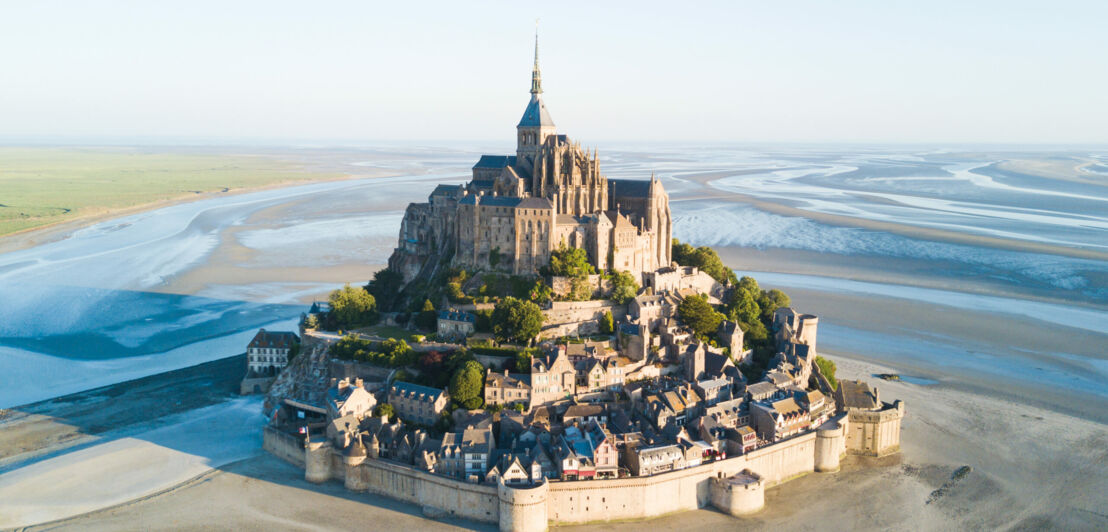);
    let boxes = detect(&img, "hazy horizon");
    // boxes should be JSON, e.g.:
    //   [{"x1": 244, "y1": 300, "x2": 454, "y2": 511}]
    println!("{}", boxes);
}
[{"x1": 2, "y1": 1, "x2": 1107, "y2": 145}]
